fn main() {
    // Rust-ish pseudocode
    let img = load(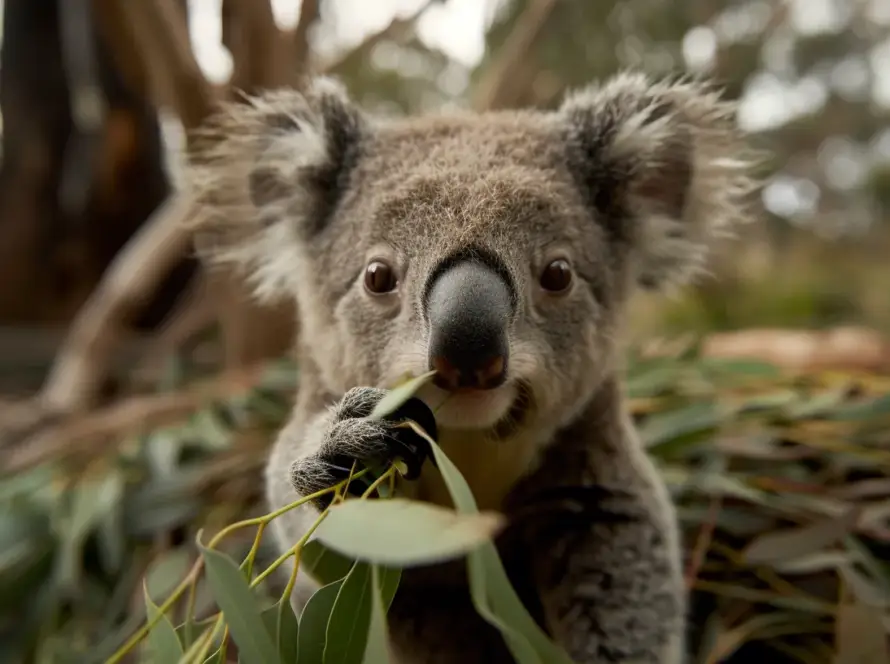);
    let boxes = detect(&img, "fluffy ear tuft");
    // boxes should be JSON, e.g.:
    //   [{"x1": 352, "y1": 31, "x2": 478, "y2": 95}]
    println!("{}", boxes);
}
[
  {"x1": 183, "y1": 77, "x2": 366, "y2": 302},
  {"x1": 559, "y1": 70, "x2": 763, "y2": 289}
]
